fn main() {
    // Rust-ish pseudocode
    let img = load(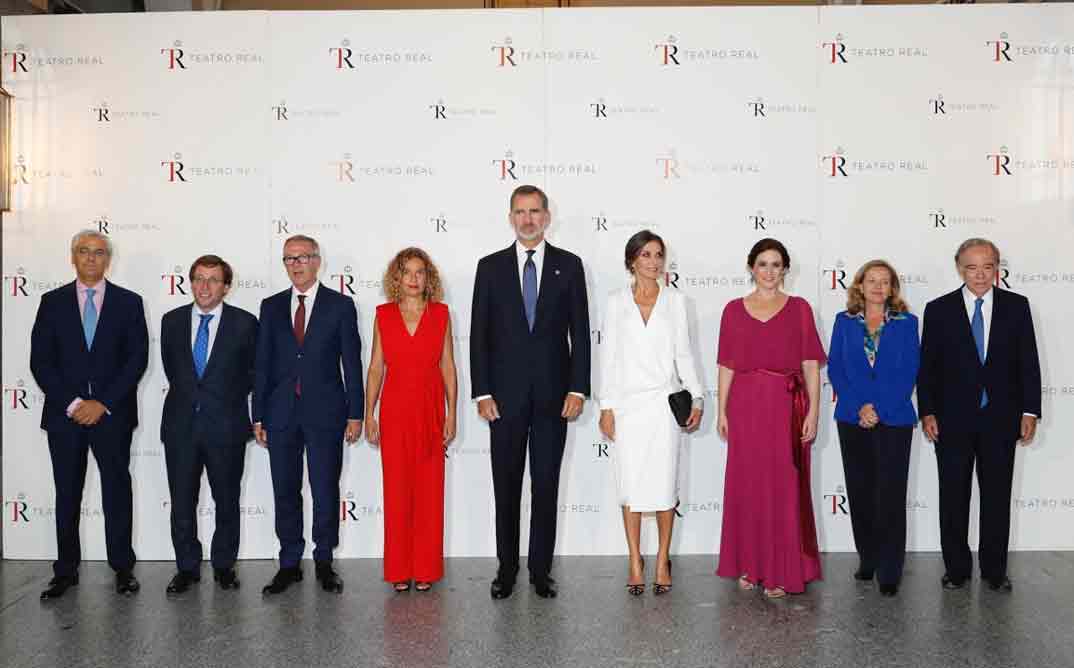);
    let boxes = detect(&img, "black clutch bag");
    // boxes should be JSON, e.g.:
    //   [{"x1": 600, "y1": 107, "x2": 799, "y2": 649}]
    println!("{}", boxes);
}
[{"x1": 668, "y1": 390, "x2": 692, "y2": 428}]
